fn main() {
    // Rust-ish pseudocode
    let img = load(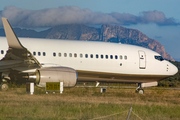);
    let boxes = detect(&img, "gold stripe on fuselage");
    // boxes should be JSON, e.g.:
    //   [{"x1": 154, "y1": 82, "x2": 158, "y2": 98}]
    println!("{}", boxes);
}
[{"x1": 77, "y1": 70, "x2": 170, "y2": 83}]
